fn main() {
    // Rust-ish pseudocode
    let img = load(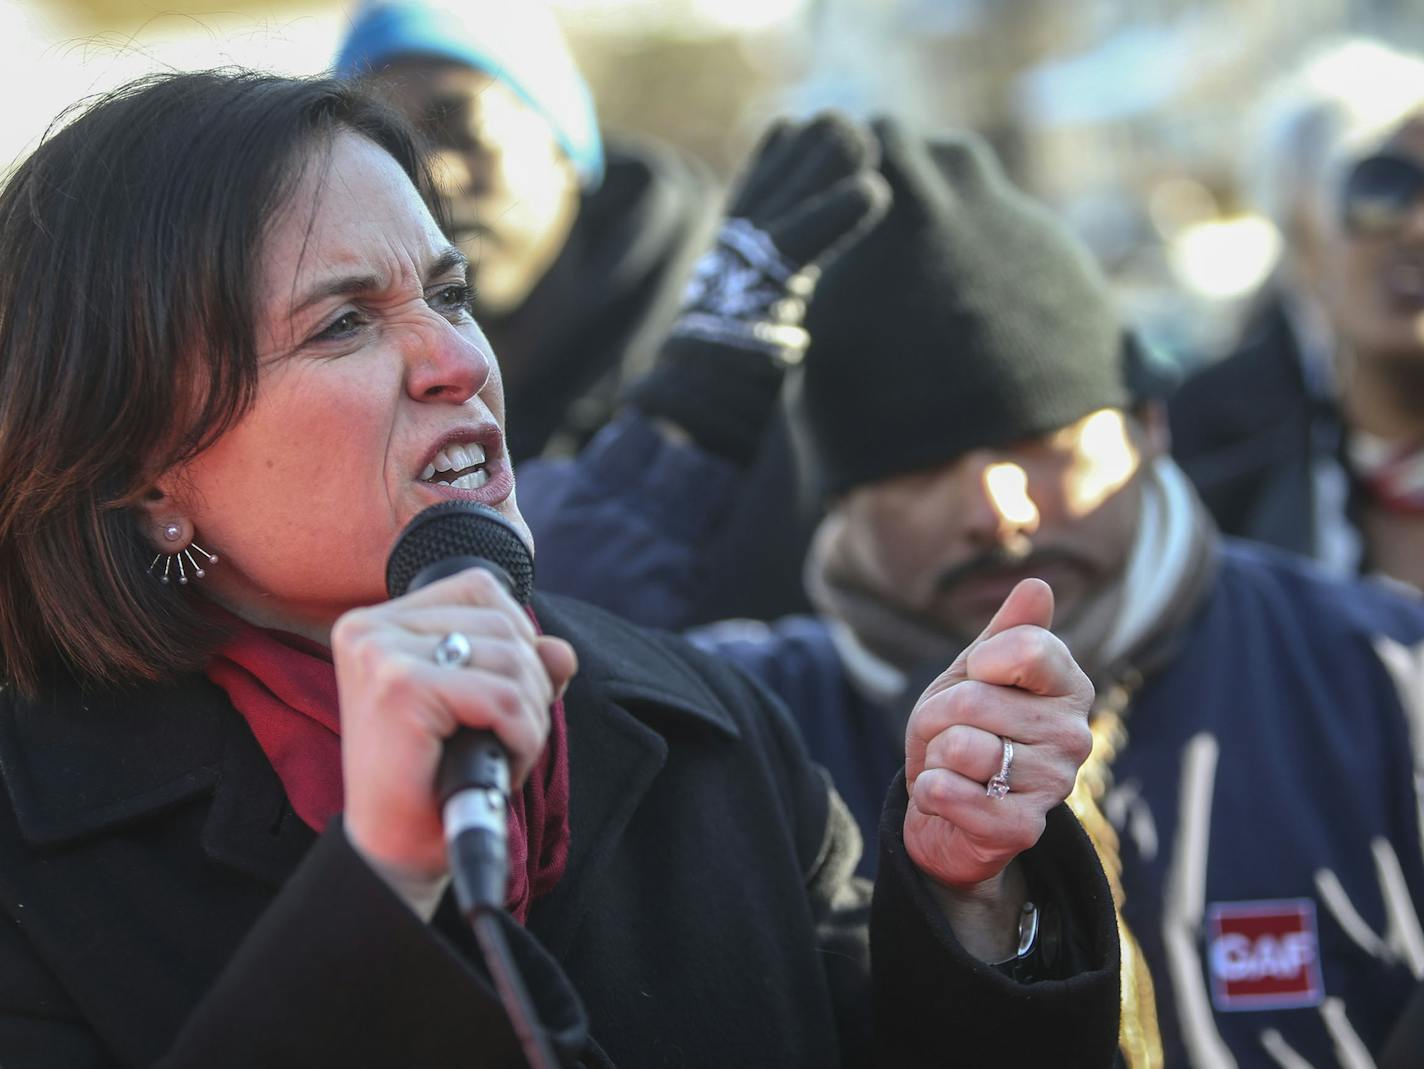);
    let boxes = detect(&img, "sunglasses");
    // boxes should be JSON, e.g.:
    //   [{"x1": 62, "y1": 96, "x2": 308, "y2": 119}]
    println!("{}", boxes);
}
[{"x1": 1341, "y1": 152, "x2": 1424, "y2": 234}]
